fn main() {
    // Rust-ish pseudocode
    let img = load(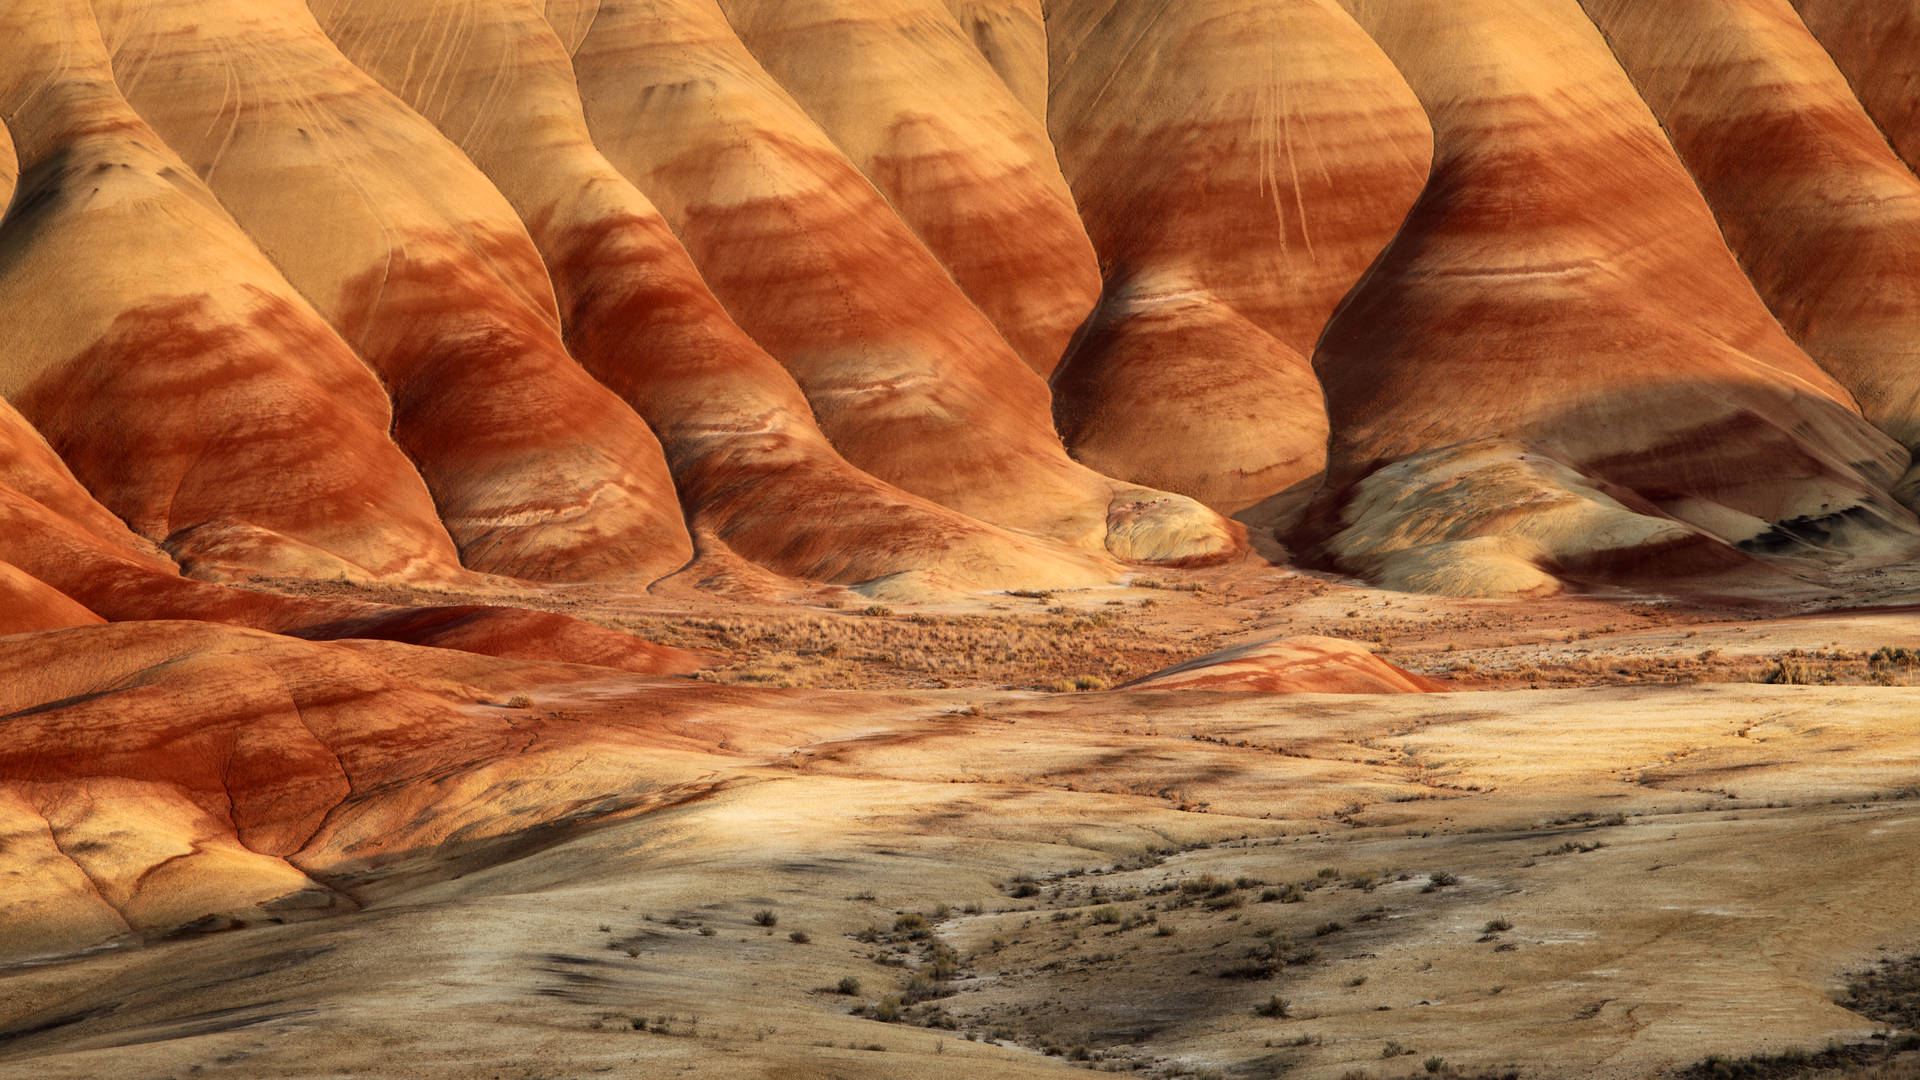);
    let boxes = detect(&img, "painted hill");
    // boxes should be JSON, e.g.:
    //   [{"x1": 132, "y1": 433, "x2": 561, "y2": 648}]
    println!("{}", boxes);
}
[
  {"x1": 1585, "y1": 0, "x2": 1920, "y2": 503},
  {"x1": 1303, "y1": 0, "x2": 1918, "y2": 595},
  {"x1": 0, "y1": 0, "x2": 1912, "y2": 605},
  {"x1": 0, "y1": 0, "x2": 464, "y2": 585},
  {"x1": 91, "y1": 0, "x2": 696, "y2": 585},
  {"x1": 1048, "y1": 0, "x2": 1431, "y2": 520}
]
